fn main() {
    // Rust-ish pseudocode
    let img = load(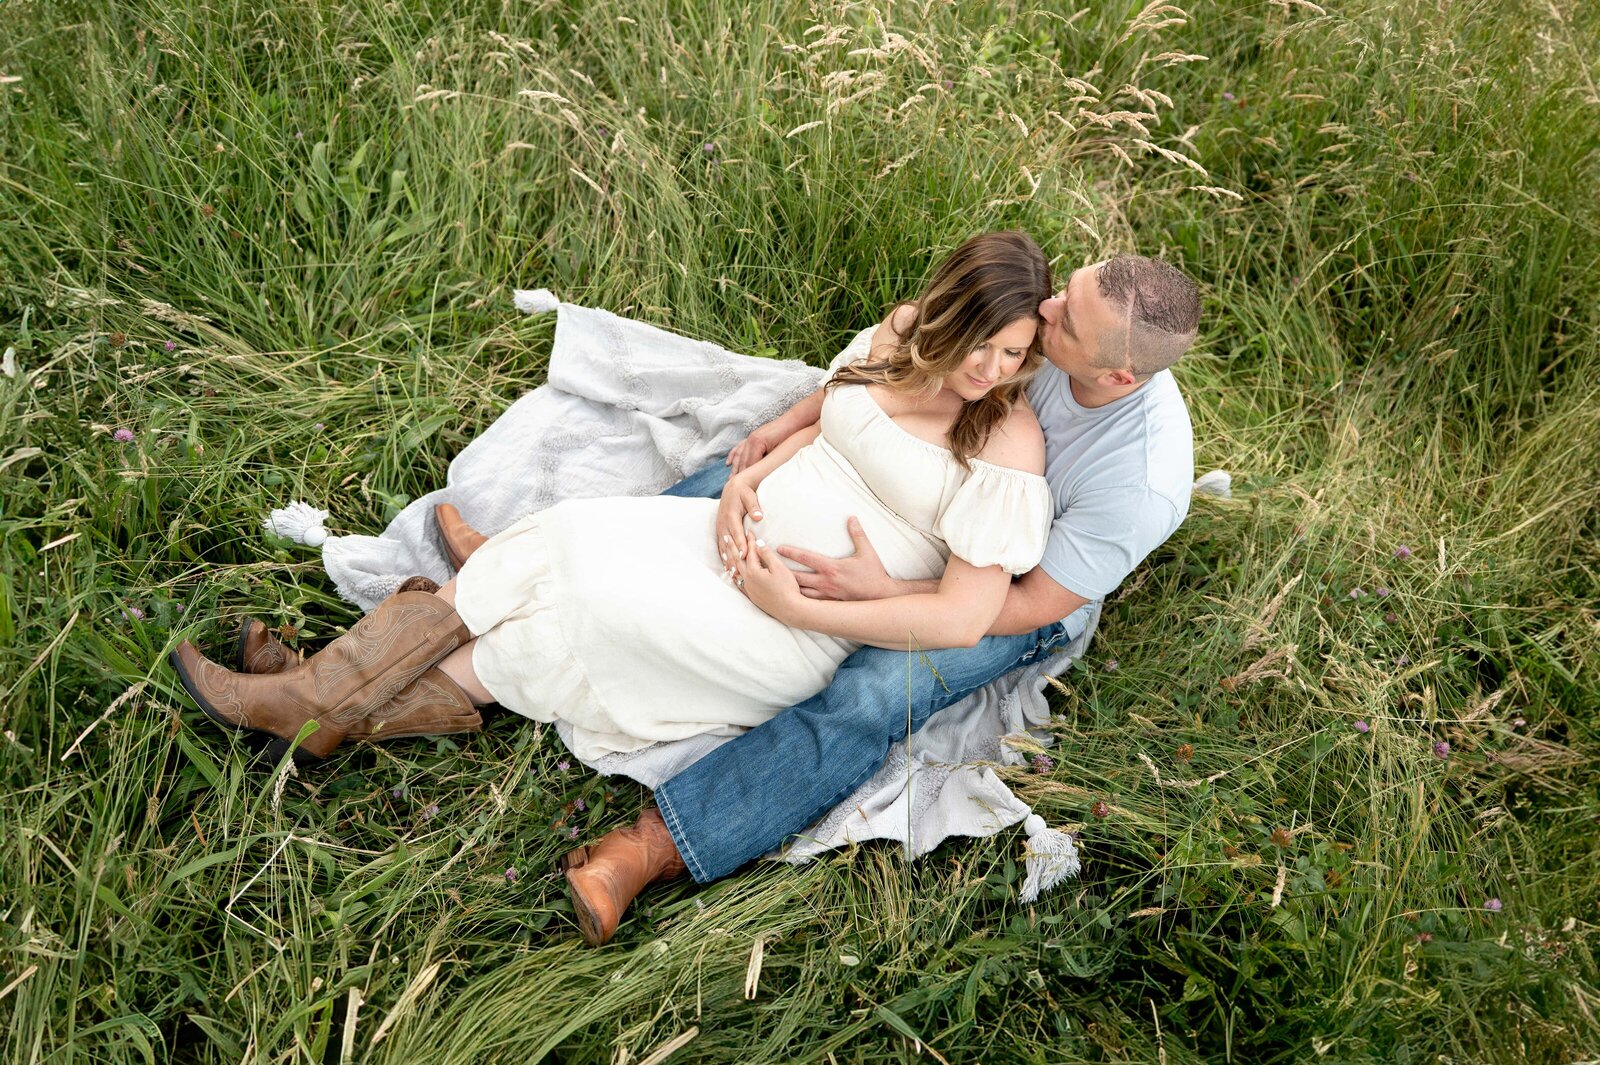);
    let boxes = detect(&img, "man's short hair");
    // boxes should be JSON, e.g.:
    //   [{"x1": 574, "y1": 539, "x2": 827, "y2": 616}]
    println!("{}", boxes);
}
[{"x1": 1095, "y1": 254, "x2": 1201, "y2": 377}]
